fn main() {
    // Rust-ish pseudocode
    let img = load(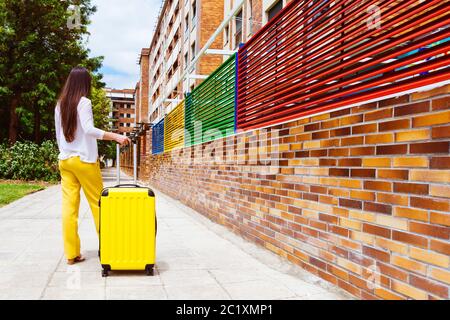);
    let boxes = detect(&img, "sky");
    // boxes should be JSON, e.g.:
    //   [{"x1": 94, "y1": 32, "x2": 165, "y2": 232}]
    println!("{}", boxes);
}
[{"x1": 87, "y1": 0, "x2": 161, "y2": 89}]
